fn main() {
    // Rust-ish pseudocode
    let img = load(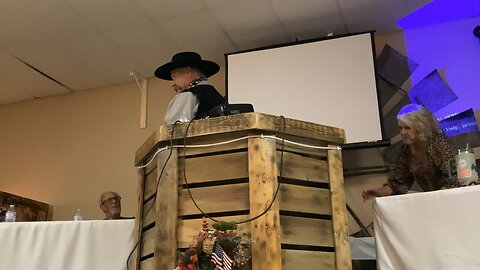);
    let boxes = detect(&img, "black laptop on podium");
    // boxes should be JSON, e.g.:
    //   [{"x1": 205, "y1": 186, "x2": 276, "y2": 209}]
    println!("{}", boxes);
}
[{"x1": 208, "y1": 103, "x2": 254, "y2": 118}]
